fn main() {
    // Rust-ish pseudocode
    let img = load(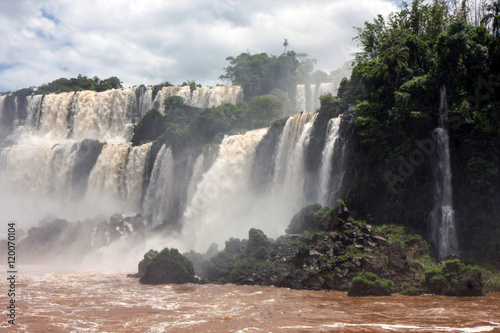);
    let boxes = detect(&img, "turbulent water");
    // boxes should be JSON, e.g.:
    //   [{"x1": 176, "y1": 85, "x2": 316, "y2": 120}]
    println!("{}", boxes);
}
[{"x1": 2, "y1": 269, "x2": 499, "y2": 333}]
